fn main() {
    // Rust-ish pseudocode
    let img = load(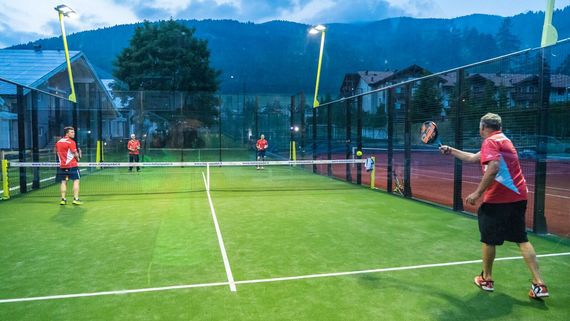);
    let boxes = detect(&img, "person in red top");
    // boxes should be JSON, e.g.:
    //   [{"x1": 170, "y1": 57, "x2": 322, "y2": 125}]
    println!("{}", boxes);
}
[
  {"x1": 128, "y1": 133, "x2": 141, "y2": 172},
  {"x1": 55, "y1": 126, "x2": 82, "y2": 205},
  {"x1": 439, "y1": 113, "x2": 548, "y2": 299},
  {"x1": 256, "y1": 134, "x2": 268, "y2": 170}
]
